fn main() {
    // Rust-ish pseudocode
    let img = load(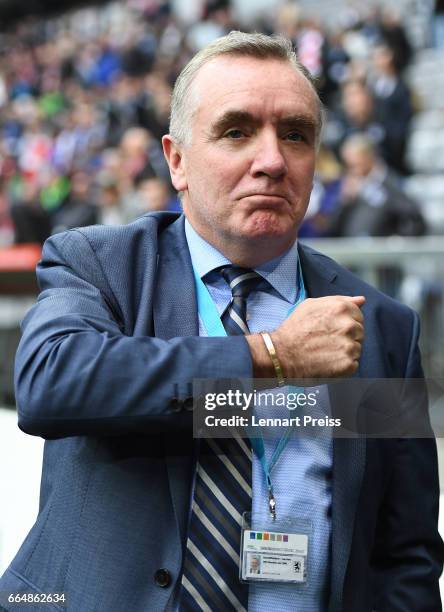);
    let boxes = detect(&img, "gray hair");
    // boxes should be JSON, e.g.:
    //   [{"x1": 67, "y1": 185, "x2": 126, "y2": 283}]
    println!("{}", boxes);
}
[
  {"x1": 341, "y1": 133, "x2": 376, "y2": 157},
  {"x1": 169, "y1": 30, "x2": 323, "y2": 146}
]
